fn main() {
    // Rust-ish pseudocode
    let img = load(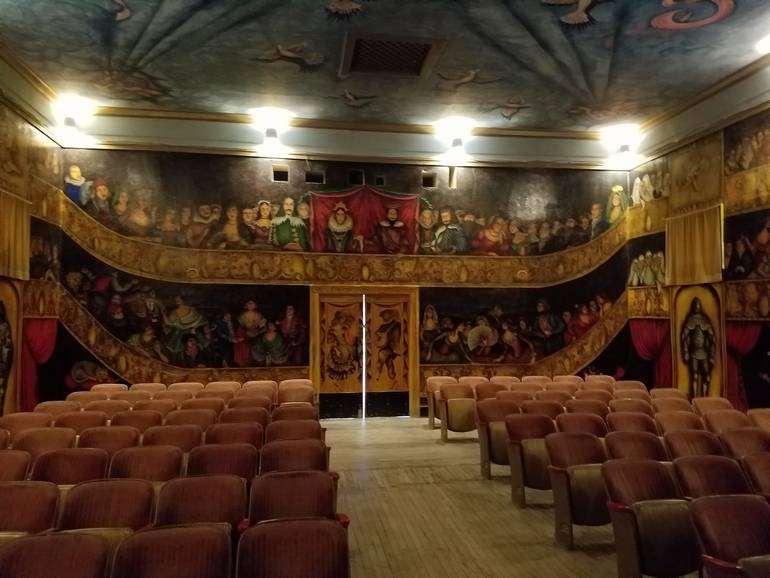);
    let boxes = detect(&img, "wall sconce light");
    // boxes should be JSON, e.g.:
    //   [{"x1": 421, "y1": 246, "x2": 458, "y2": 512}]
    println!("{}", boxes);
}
[
  {"x1": 248, "y1": 107, "x2": 295, "y2": 158},
  {"x1": 757, "y1": 34, "x2": 770, "y2": 55},
  {"x1": 599, "y1": 122, "x2": 644, "y2": 170},
  {"x1": 50, "y1": 93, "x2": 98, "y2": 147}
]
